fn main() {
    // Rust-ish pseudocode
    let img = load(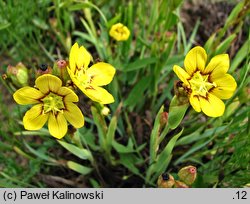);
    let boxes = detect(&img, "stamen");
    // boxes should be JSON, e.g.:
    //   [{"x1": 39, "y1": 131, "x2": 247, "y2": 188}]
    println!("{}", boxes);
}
[
  {"x1": 42, "y1": 93, "x2": 65, "y2": 115},
  {"x1": 188, "y1": 71, "x2": 216, "y2": 97}
]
